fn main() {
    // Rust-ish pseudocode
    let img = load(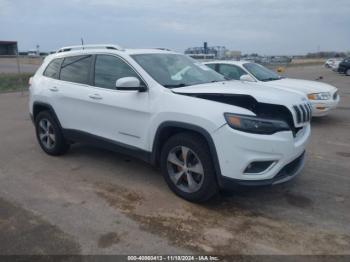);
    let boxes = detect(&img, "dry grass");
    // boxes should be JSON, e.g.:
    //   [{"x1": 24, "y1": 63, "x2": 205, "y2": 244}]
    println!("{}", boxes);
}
[
  {"x1": 0, "y1": 57, "x2": 43, "y2": 65},
  {"x1": 0, "y1": 73, "x2": 32, "y2": 92}
]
